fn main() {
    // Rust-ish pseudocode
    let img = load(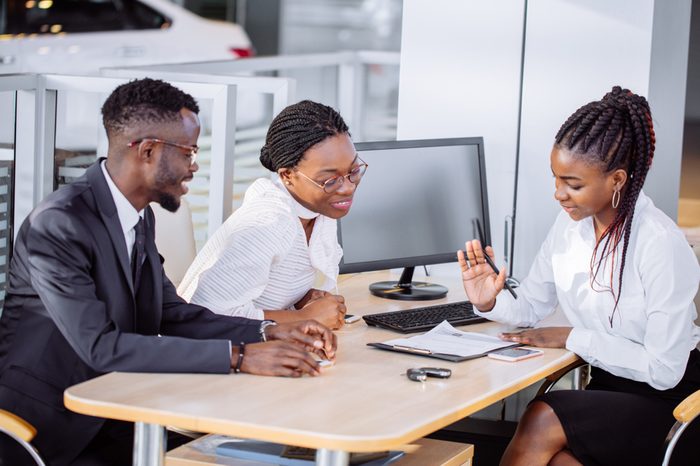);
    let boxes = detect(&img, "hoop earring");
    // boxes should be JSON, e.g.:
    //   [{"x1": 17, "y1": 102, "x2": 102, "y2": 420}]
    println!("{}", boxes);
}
[{"x1": 611, "y1": 189, "x2": 621, "y2": 209}]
